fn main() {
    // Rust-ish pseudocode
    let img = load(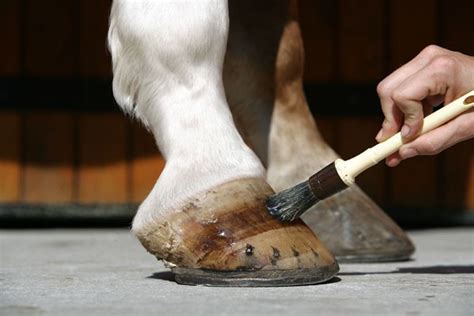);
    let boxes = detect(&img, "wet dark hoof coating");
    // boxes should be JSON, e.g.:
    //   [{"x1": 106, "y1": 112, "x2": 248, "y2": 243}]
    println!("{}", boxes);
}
[
  {"x1": 135, "y1": 179, "x2": 339, "y2": 283},
  {"x1": 172, "y1": 261, "x2": 339, "y2": 287}
]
